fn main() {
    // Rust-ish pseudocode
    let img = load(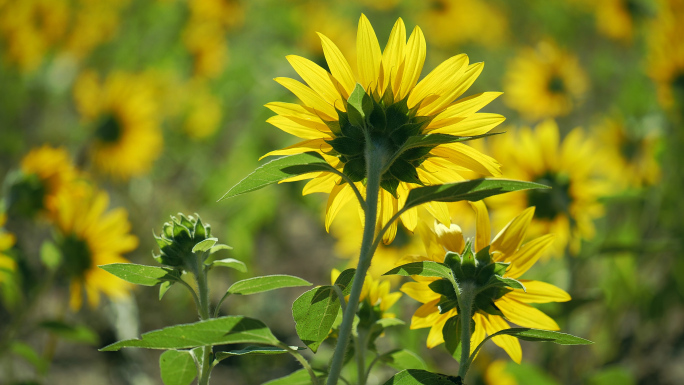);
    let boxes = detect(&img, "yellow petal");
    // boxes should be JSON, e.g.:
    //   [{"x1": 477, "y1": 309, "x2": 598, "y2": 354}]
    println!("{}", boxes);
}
[
  {"x1": 429, "y1": 113, "x2": 506, "y2": 136},
  {"x1": 398, "y1": 26, "x2": 426, "y2": 100},
  {"x1": 325, "y1": 183, "x2": 354, "y2": 231},
  {"x1": 318, "y1": 32, "x2": 356, "y2": 98},
  {"x1": 286, "y1": 55, "x2": 344, "y2": 110},
  {"x1": 259, "y1": 139, "x2": 333, "y2": 160},
  {"x1": 266, "y1": 116, "x2": 330, "y2": 139},
  {"x1": 400, "y1": 281, "x2": 440, "y2": 303},
  {"x1": 381, "y1": 291, "x2": 402, "y2": 311},
  {"x1": 469, "y1": 201, "x2": 491, "y2": 252},
  {"x1": 485, "y1": 315, "x2": 522, "y2": 364},
  {"x1": 497, "y1": 296, "x2": 560, "y2": 330},
  {"x1": 426, "y1": 312, "x2": 452, "y2": 348},
  {"x1": 536, "y1": 119, "x2": 560, "y2": 169},
  {"x1": 504, "y1": 234, "x2": 555, "y2": 278},
  {"x1": 490, "y1": 207, "x2": 535, "y2": 257},
  {"x1": 380, "y1": 189, "x2": 398, "y2": 245},
  {"x1": 274, "y1": 77, "x2": 337, "y2": 120},
  {"x1": 381, "y1": 18, "x2": 406, "y2": 95},
  {"x1": 331, "y1": 268, "x2": 341, "y2": 285},
  {"x1": 427, "y1": 92, "x2": 503, "y2": 130},
  {"x1": 302, "y1": 172, "x2": 339, "y2": 195},
  {"x1": 356, "y1": 14, "x2": 382, "y2": 91},
  {"x1": 265, "y1": 102, "x2": 331, "y2": 133},
  {"x1": 425, "y1": 202, "x2": 451, "y2": 228},
  {"x1": 470, "y1": 313, "x2": 487, "y2": 355},
  {"x1": 419, "y1": 62, "x2": 484, "y2": 116},
  {"x1": 434, "y1": 223, "x2": 465, "y2": 253},
  {"x1": 408, "y1": 54, "x2": 468, "y2": 109},
  {"x1": 431, "y1": 143, "x2": 502, "y2": 177},
  {"x1": 507, "y1": 280, "x2": 571, "y2": 303},
  {"x1": 409, "y1": 298, "x2": 442, "y2": 328}
]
